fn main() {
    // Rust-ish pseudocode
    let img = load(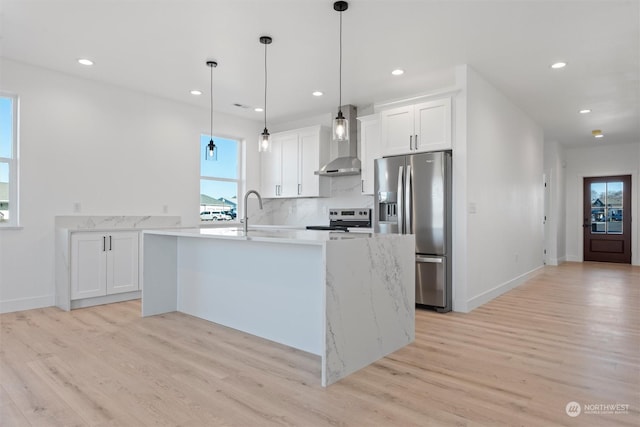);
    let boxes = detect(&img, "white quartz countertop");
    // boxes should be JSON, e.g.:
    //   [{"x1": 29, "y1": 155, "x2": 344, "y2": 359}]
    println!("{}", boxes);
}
[{"x1": 143, "y1": 227, "x2": 380, "y2": 246}]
